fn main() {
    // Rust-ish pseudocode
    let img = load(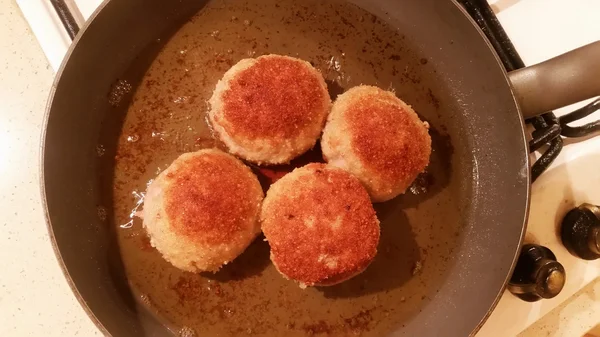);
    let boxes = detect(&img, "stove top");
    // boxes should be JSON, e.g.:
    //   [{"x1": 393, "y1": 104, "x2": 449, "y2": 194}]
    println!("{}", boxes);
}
[{"x1": 18, "y1": 0, "x2": 600, "y2": 336}]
